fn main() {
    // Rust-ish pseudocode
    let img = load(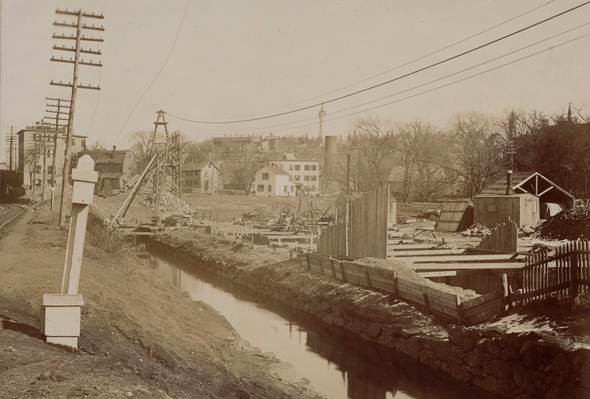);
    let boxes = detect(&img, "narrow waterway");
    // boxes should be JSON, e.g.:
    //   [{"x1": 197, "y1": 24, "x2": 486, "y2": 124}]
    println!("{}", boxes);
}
[{"x1": 138, "y1": 242, "x2": 494, "y2": 399}]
